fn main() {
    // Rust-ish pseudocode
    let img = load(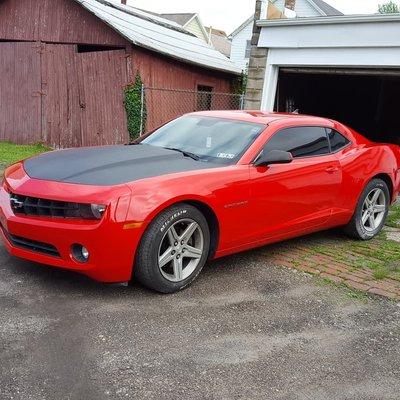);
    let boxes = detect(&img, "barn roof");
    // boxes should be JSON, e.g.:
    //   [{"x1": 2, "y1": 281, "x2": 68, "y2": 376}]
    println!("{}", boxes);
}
[{"x1": 74, "y1": 0, "x2": 241, "y2": 75}]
